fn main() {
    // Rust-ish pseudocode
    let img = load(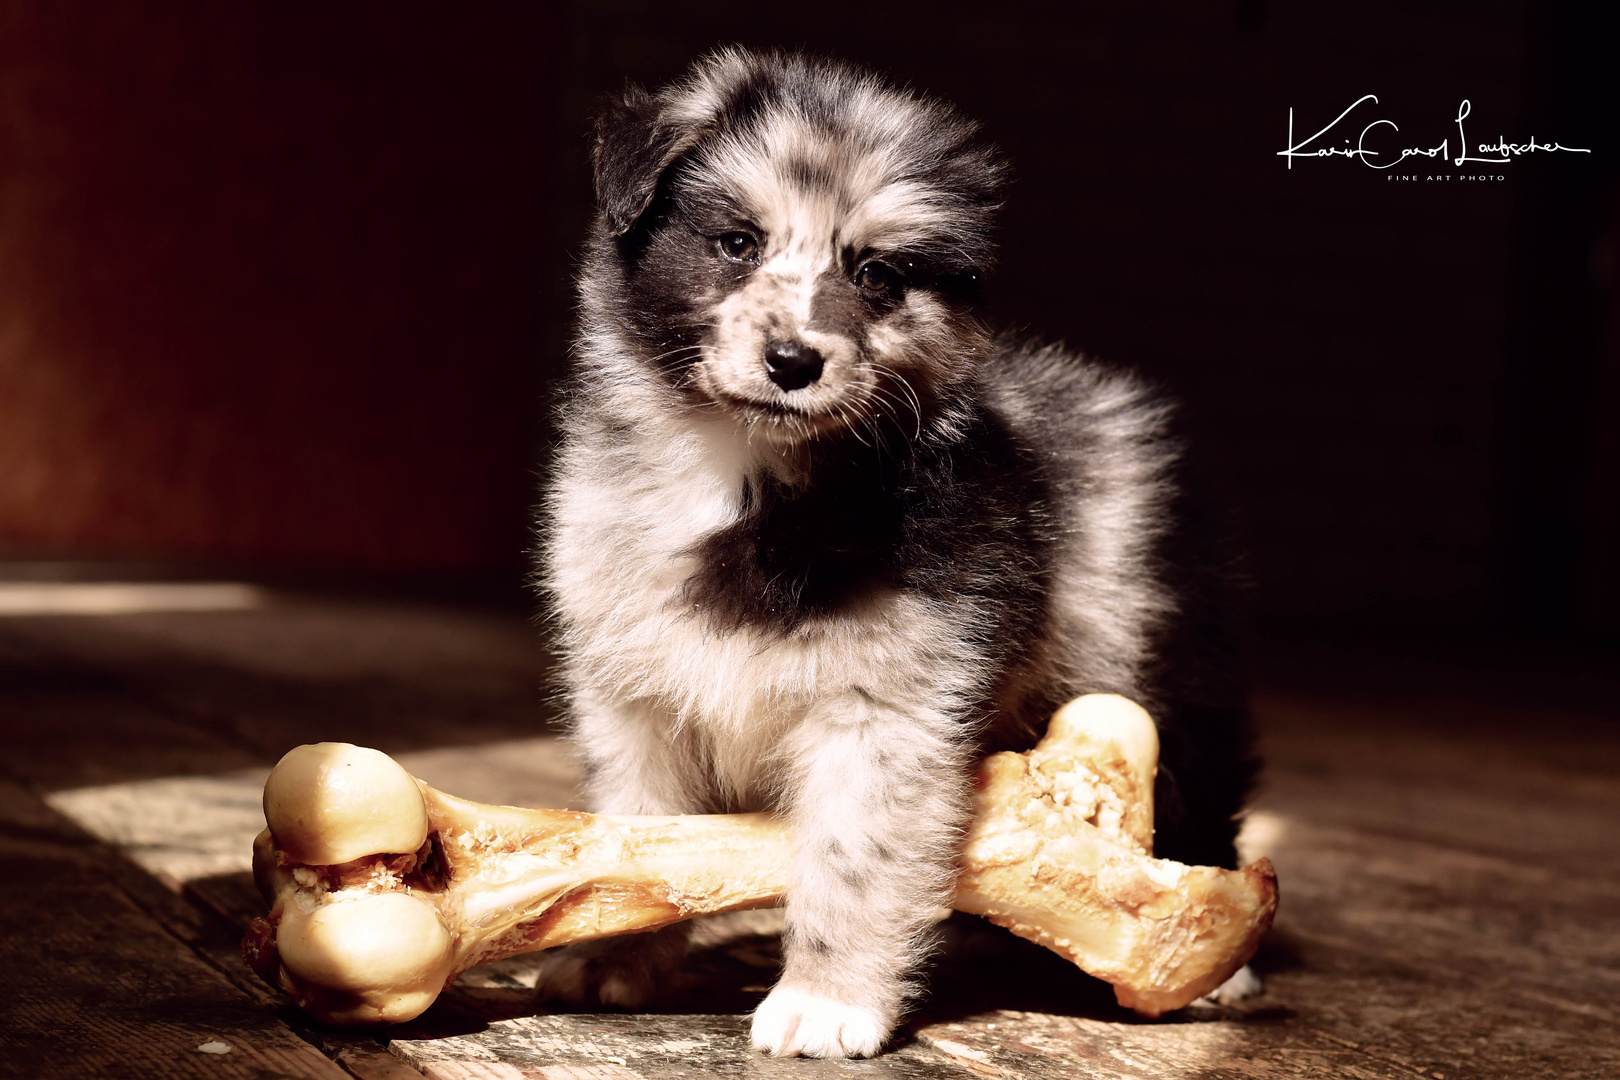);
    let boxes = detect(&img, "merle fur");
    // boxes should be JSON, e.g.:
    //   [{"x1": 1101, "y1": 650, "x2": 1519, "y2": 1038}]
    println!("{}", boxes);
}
[{"x1": 539, "y1": 48, "x2": 1258, "y2": 1052}]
